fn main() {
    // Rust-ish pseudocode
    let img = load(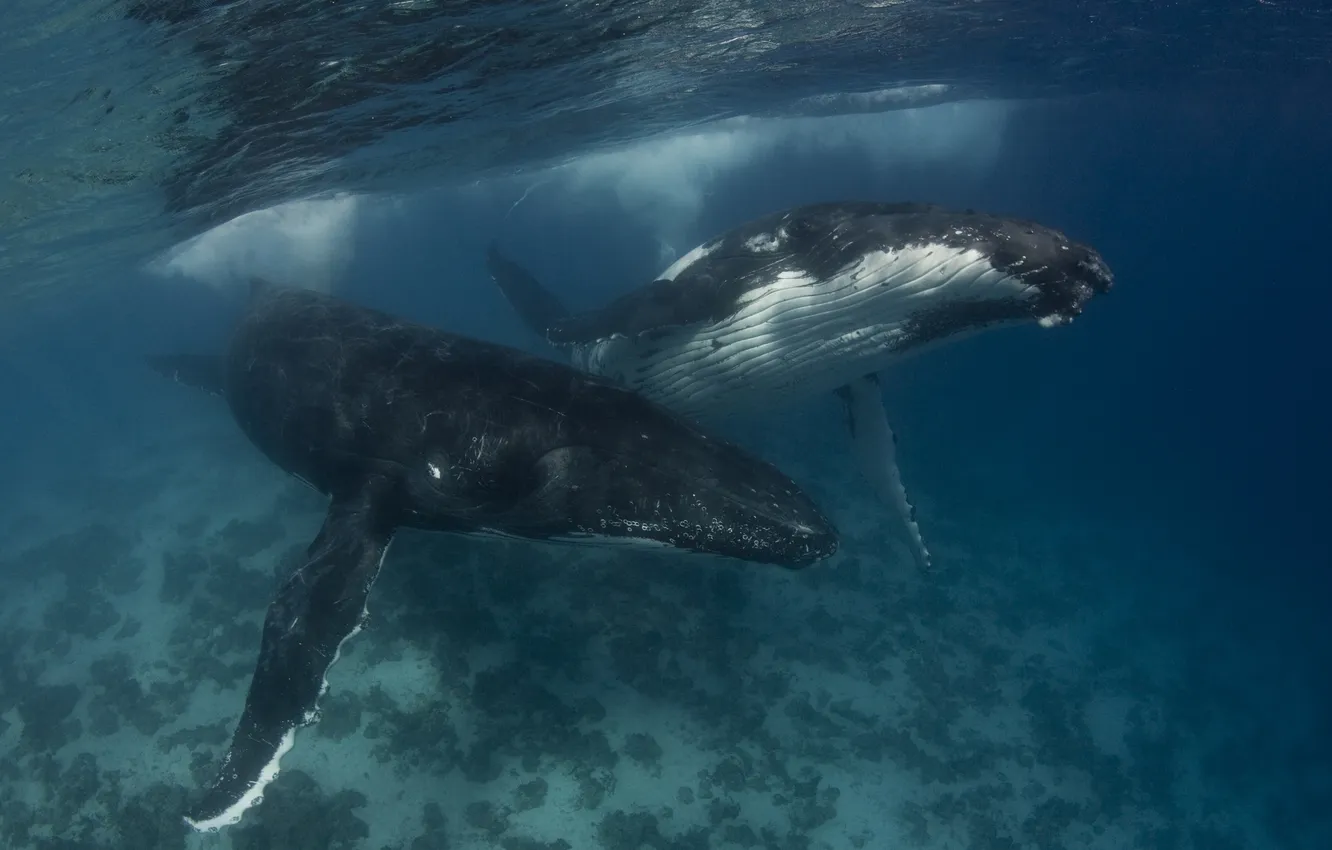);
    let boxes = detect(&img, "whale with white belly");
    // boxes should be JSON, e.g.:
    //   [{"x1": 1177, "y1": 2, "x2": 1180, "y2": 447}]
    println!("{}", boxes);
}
[{"x1": 487, "y1": 201, "x2": 1115, "y2": 570}]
